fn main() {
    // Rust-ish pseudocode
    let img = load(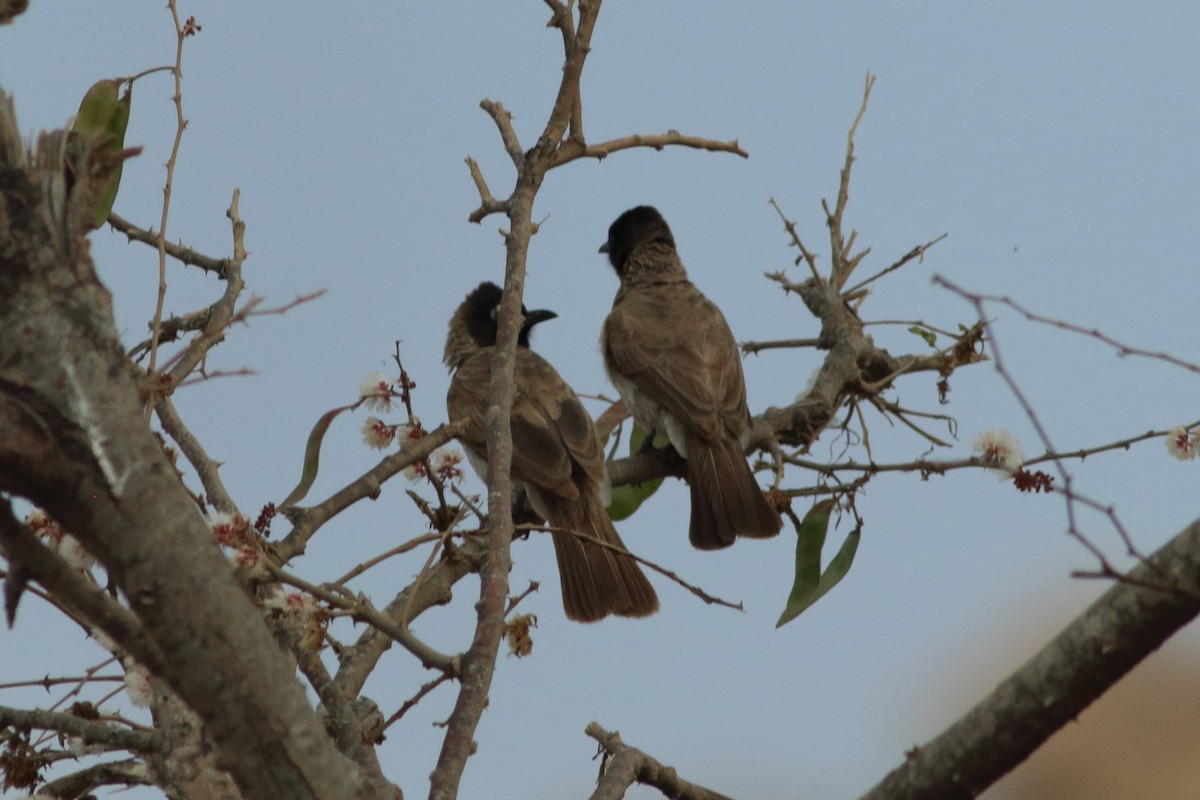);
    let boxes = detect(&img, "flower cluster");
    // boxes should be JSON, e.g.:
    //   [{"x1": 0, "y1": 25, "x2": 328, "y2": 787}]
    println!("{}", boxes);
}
[
  {"x1": 206, "y1": 512, "x2": 268, "y2": 578},
  {"x1": 262, "y1": 588, "x2": 328, "y2": 652},
  {"x1": 1166, "y1": 425, "x2": 1199, "y2": 461},
  {"x1": 362, "y1": 417, "x2": 421, "y2": 451},
  {"x1": 402, "y1": 447, "x2": 465, "y2": 484},
  {"x1": 206, "y1": 512, "x2": 252, "y2": 548}
]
